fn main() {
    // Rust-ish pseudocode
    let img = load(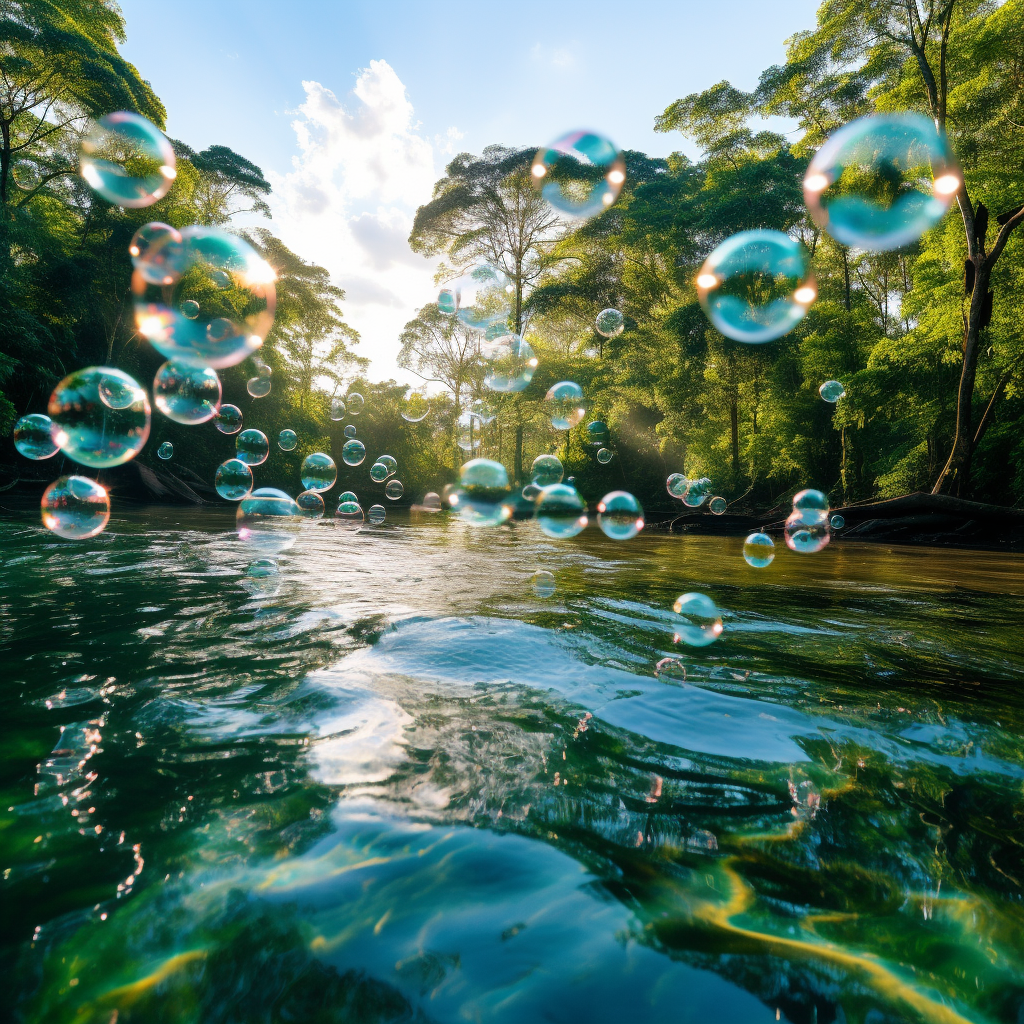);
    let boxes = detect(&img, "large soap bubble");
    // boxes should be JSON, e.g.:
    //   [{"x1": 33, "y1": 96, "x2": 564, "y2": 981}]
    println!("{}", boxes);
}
[
  {"x1": 819, "y1": 380, "x2": 846, "y2": 403},
  {"x1": 79, "y1": 112, "x2": 176, "y2": 208},
  {"x1": 535, "y1": 483, "x2": 587, "y2": 538},
  {"x1": 215, "y1": 458, "x2": 253, "y2": 500},
  {"x1": 347, "y1": 393, "x2": 364, "y2": 415},
  {"x1": 743, "y1": 532, "x2": 775, "y2": 568},
  {"x1": 41, "y1": 475, "x2": 110, "y2": 539},
  {"x1": 334, "y1": 499, "x2": 365, "y2": 532},
  {"x1": 153, "y1": 360, "x2": 221, "y2": 424},
  {"x1": 133, "y1": 226, "x2": 276, "y2": 369},
  {"x1": 237, "y1": 487, "x2": 302, "y2": 552},
  {"x1": 672, "y1": 593, "x2": 723, "y2": 647},
  {"x1": 804, "y1": 113, "x2": 961, "y2": 252},
  {"x1": 696, "y1": 230, "x2": 815, "y2": 343},
  {"x1": 438, "y1": 264, "x2": 511, "y2": 333},
  {"x1": 402, "y1": 388, "x2": 430, "y2": 422},
  {"x1": 595, "y1": 308, "x2": 624, "y2": 338},
  {"x1": 531, "y1": 454, "x2": 564, "y2": 487},
  {"x1": 531, "y1": 130, "x2": 625, "y2": 218},
  {"x1": 235, "y1": 428, "x2": 269, "y2": 466},
  {"x1": 341, "y1": 439, "x2": 365, "y2": 466},
  {"x1": 586, "y1": 420, "x2": 609, "y2": 447},
  {"x1": 666, "y1": 473, "x2": 687, "y2": 499},
  {"x1": 13, "y1": 414, "x2": 58, "y2": 460},
  {"x1": 49, "y1": 367, "x2": 150, "y2": 468},
  {"x1": 129, "y1": 222, "x2": 185, "y2": 285},
  {"x1": 157, "y1": 441, "x2": 173, "y2": 460},
  {"x1": 422, "y1": 492, "x2": 442, "y2": 512},
  {"x1": 301, "y1": 453, "x2": 337, "y2": 492},
  {"x1": 785, "y1": 510, "x2": 831, "y2": 554},
  {"x1": 296, "y1": 489, "x2": 325, "y2": 518},
  {"x1": 244, "y1": 375, "x2": 270, "y2": 399},
  {"x1": 453, "y1": 458, "x2": 511, "y2": 527},
  {"x1": 545, "y1": 381, "x2": 587, "y2": 430},
  {"x1": 682, "y1": 477, "x2": 712, "y2": 508},
  {"x1": 480, "y1": 333, "x2": 536, "y2": 393},
  {"x1": 596, "y1": 490, "x2": 644, "y2": 540},
  {"x1": 278, "y1": 429, "x2": 297, "y2": 451},
  {"x1": 215, "y1": 404, "x2": 243, "y2": 434}
]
